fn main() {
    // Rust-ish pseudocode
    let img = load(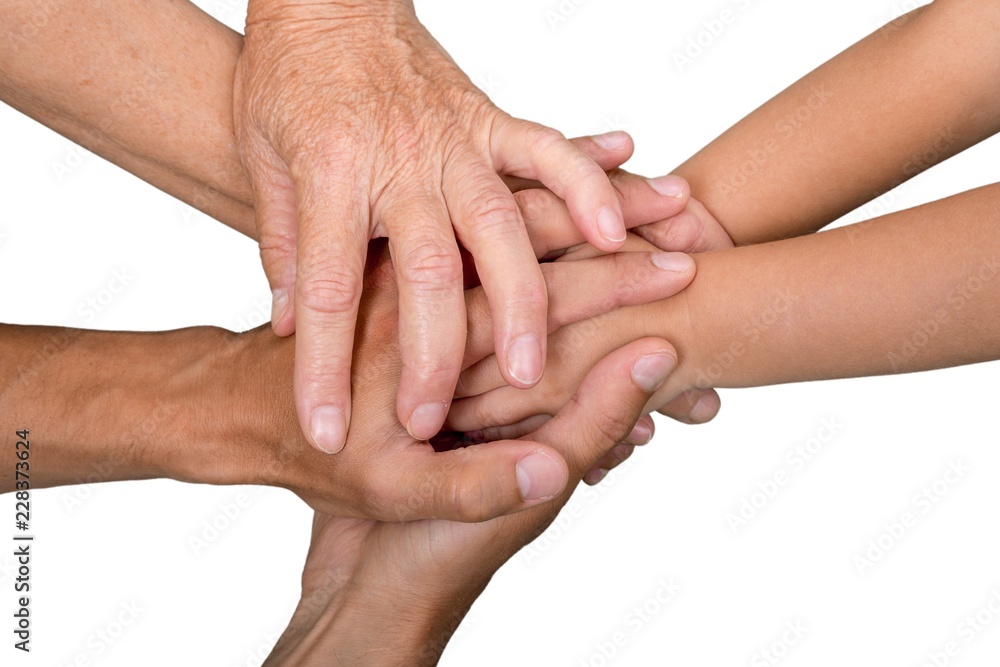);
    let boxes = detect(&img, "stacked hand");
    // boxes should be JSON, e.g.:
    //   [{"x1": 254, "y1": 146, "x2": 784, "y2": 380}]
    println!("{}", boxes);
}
[
  {"x1": 235, "y1": 0, "x2": 643, "y2": 454},
  {"x1": 232, "y1": 157, "x2": 721, "y2": 521}
]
